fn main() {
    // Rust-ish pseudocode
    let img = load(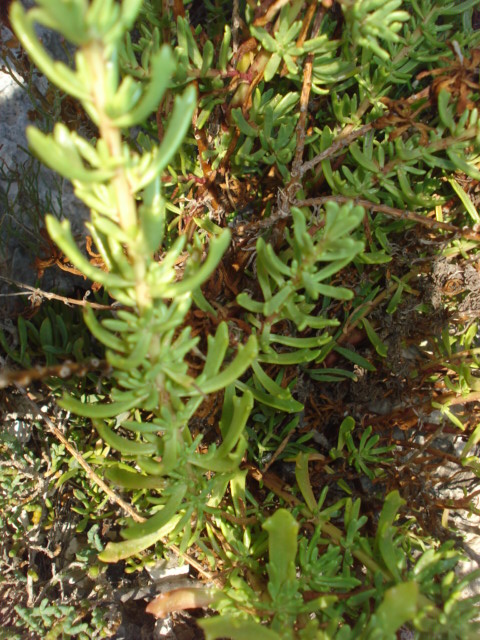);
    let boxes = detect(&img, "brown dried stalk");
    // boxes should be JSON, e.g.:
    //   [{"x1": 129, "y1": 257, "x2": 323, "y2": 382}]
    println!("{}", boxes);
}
[{"x1": 294, "y1": 195, "x2": 480, "y2": 242}]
